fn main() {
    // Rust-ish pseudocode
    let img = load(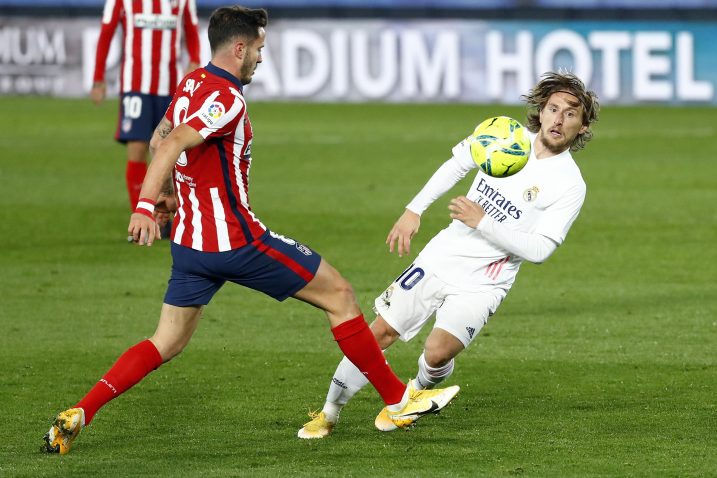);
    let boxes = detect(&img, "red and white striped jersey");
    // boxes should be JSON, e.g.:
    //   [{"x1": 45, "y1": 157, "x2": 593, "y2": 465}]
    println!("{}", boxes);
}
[
  {"x1": 94, "y1": 0, "x2": 200, "y2": 96},
  {"x1": 166, "y1": 63, "x2": 267, "y2": 252}
]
